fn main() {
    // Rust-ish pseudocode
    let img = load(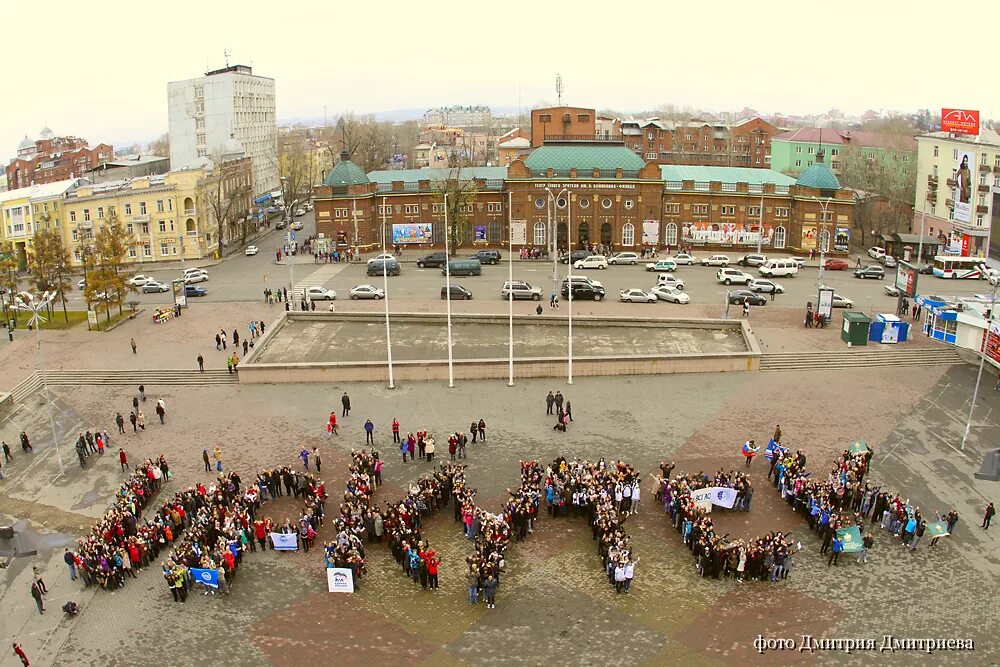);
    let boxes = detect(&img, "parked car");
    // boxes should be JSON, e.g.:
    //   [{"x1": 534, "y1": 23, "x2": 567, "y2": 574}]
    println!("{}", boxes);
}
[
  {"x1": 560, "y1": 282, "x2": 606, "y2": 301},
  {"x1": 367, "y1": 253, "x2": 395, "y2": 264},
  {"x1": 727, "y1": 289, "x2": 766, "y2": 306},
  {"x1": 645, "y1": 260, "x2": 678, "y2": 272},
  {"x1": 183, "y1": 267, "x2": 208, "y2": 276},
  {"x1": 758, "y1": 259, "x2": 799, "y2": 278},
  {"x1": 441, "y1": 284, "x2": 473, "y2": 300},
  {"x1": 126, "y1": 275, "x2": 153, "y2": 287},
  {"x1": 701, "y1": 254, "x2": 730, "y2": 267},
  {"x1": 854, "y1": 265, "x2": 885, "y2": 280},
  {"x1": 245, "y1": 245, "x2": 259, "y2": 256},
  {"x1": 749, "y1": 278, "x2": 784, "y2": 294},
  {"x1": 824, "y1": 258, "x2": 849, "y2": 270},
  {"x1": 619, "y1": 288, "x2": 657, "y2": 303},
  {"x1": 141, "y1": 280, "x2": 170, "y2": 293},
  {"x1": 275, "y1": 220, "x2": 288, "y2": 230},
  {"x1": 787, "y1": 257, "x2": 807, "y2": 269},
  {"x1": 183, "y1": 272, "x2": 209, "y2": 284},
  {"x1": 559, "y1": 250, "x2": 591, "y2": 265},
  {"x1": 443, "y1": 259, "x2": 482, "y2": 276},
  {"x1": 562, "y1": 275, "x2": 603, "y2": 290},
  {"x1": 717, "y1": 268, "x2": 754, "y2": 285},
  {"x1": 650, "y1": 285, "x2": 690, "y2": 304},
  {"x1": 349, "y1": 284, "x2": 385, "y2": 300},
  {"x1": 574, "y1": 255, "x2": 609, "y2": 270},
  {"x1": 294, "y1": 209, "x2": 305, "y2": 217},
  {"x1": 867, "y1": 247, "x2": 886, "y2": 260},
  {"x1": 185, "y1": 285, "x2": 207, "y2": 297},
  {"x1": 883, "y1": 284, "x2": 901, "y2": 297},
  {"x1": 469, "y1": 249, "x2": 501, "y2": 265},
  {"x1": 416, "y1": 252, "x2": 448, "y2": 268},
  {"x1": 366, "y1": 258, "x2": 401, "y2": 276},
  {"x1": 831, "y1": 293, "x2": 855, "y2": 308},
  {"x1": 501, "y1": 281, "x2": 543, "y2": 300},
  {"x1": 671, "y1": 253, "x2": 696, "y2": 265},
  {"x1": 290, "y1": 221, "x2": 304, "y2": 231},
  {"x1": 879, "y1": 255, "x2": 898, "y2": 268},
  {"x1": 608, "y1": 252, "x2": 640, "y2": 265},
  {"x1": 917, "y1": 263, "x2": 934, "y2": 275},
  {"x1": 737, "y1": 253, "x2": 768, "y2": 267},
  {"x1": 304, "y1": 286, "x2": 336, "y2": 301}
]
